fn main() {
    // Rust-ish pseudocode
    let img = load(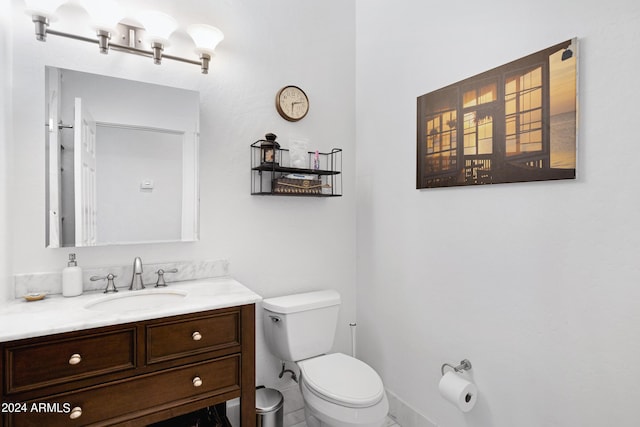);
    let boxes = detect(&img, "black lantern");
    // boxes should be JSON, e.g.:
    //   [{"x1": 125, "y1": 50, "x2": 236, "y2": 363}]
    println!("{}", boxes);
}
[{"x1": 260, "y1": 133, "x2": 281, "y2": 166}]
